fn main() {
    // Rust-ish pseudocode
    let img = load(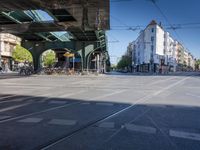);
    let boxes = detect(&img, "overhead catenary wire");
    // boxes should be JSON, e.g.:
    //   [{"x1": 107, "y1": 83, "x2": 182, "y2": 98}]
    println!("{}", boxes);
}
[{"x1": 148, "y1": 0, "x2": 189, "y2": 49}]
